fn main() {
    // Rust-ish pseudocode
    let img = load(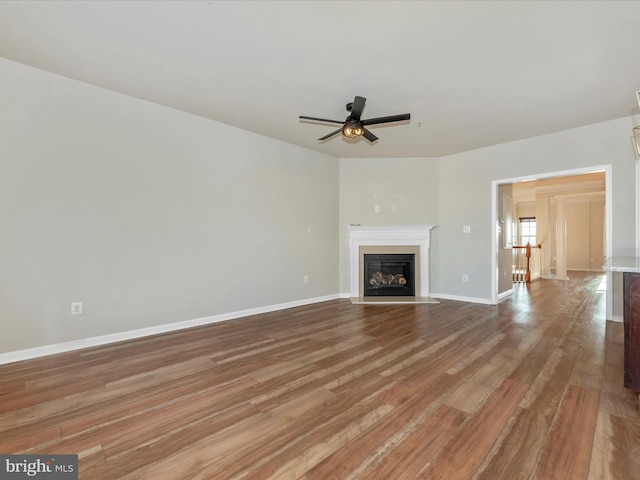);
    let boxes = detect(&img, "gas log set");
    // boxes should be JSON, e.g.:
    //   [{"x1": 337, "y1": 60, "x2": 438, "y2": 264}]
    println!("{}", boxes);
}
[{"x1": 369, "y1": 272, "x2": 407, "y2": 287}]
